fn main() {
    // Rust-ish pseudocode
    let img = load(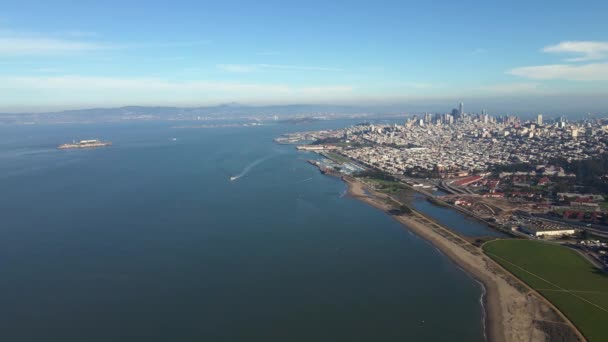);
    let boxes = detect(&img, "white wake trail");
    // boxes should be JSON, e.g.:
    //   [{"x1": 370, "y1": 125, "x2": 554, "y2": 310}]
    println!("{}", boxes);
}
[{"x1": 230, "y1": 155, "x2": 275, "y2": 181}]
